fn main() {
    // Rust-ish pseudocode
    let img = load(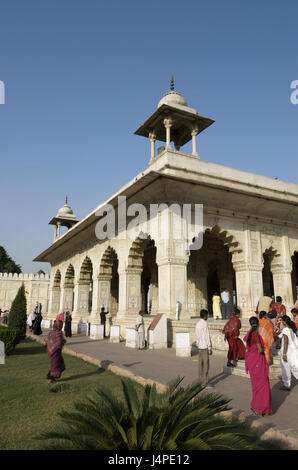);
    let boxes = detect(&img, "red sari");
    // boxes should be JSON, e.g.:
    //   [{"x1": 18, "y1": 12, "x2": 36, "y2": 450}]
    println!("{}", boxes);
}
[
  {"x1": 222, "y1": 315, "x2": 245, "y2": 361},
  {"x1": 244, "y1": 330, "x2": 272, "y2": 415}
]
